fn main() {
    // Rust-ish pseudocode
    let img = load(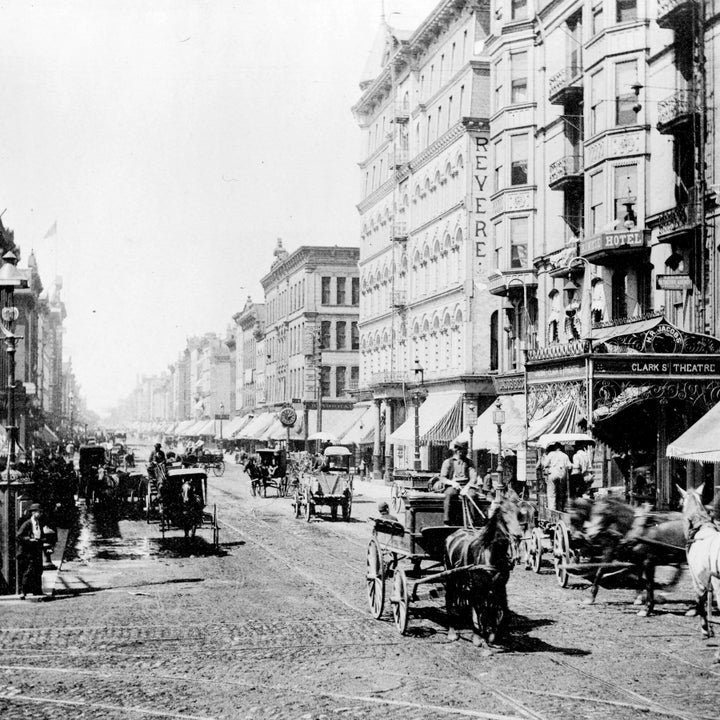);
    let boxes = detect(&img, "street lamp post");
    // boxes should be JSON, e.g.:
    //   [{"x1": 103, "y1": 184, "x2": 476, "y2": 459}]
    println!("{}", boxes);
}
[
  {"x1": 0, "y1": 251, "x2": 31, "y2": 595},
  {"x1": 493, "y1": 398, "x2": 506, "y2": 484},
  {"x1": 412, "y1": 361, "x2": 426, "y2": 473}
]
